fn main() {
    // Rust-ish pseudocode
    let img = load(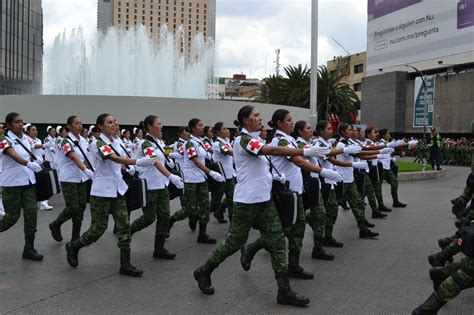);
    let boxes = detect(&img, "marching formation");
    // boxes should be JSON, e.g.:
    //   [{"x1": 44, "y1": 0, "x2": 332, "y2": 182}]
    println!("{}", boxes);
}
[{"x1": 0, "y1": 106, "x2": 418, "y2": 307}]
